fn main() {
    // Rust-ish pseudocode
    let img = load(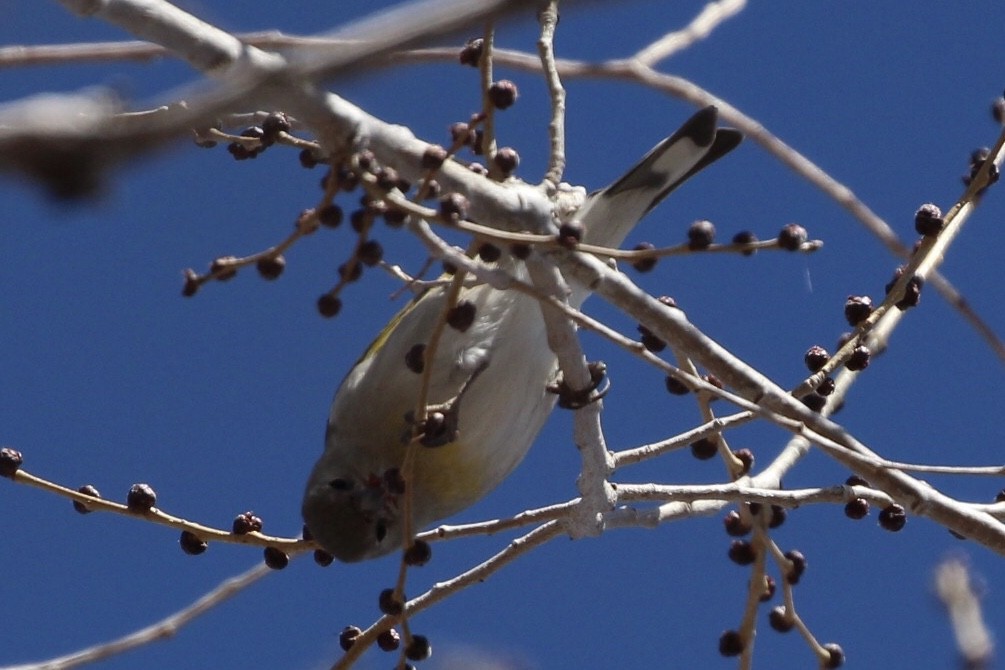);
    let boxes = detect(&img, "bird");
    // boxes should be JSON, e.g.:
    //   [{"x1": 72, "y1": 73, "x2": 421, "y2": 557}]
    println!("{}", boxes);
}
[{"x1": 302, "y1": 106, "x2": 742, "y2": 562}]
